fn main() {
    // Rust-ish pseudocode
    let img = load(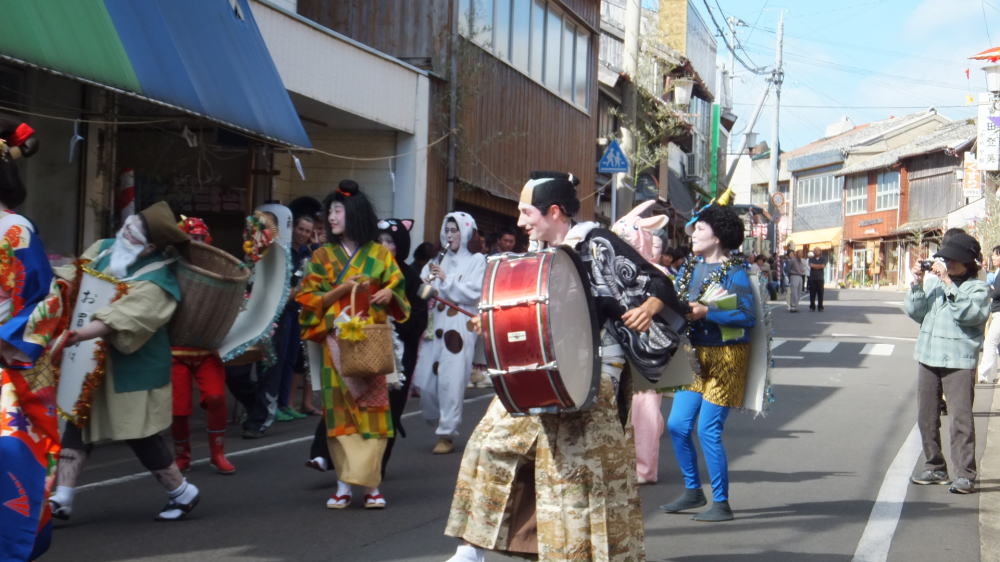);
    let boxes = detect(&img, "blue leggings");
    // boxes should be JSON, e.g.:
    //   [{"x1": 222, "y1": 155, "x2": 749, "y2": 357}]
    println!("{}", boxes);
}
[{"x1": 667, "y1": 390, "x2": 731, "y2": 502}]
